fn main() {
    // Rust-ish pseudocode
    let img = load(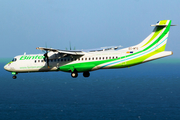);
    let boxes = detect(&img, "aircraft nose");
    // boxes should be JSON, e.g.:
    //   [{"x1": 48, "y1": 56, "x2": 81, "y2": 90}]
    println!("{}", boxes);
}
[
  {"x1": 4, "y1": 64, "x2": 10, "y2": 71},
  {"x1": 4, "y1": 64, "x2": 8, "y2": 70}
]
